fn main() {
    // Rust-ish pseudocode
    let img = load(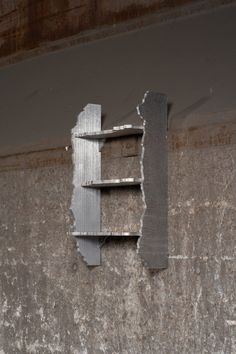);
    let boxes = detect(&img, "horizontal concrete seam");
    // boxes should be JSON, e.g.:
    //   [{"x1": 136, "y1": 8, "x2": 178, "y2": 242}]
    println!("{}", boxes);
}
[{"x1": 169, "y1": 255, "x2": 236, "y2": 261}]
